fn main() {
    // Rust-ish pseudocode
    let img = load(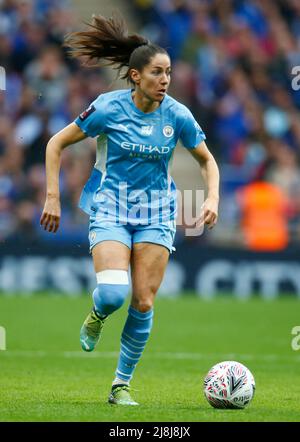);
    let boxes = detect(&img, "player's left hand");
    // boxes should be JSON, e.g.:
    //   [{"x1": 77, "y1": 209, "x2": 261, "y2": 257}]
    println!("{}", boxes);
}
[
  {"x1": 40, "y1": 195, "x2": 61, "y2": 233},
  {"x1": 197, "y1": 196, "x2": 219, "y2": 230}
]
